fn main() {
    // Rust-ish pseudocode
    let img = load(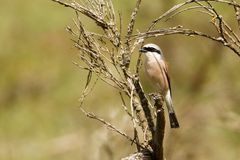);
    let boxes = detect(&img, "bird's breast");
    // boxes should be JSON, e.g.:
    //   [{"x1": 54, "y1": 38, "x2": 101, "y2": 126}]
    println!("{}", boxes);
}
[{"x1": 144, "y1": 58, "x2": 169, "y2": 94}]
